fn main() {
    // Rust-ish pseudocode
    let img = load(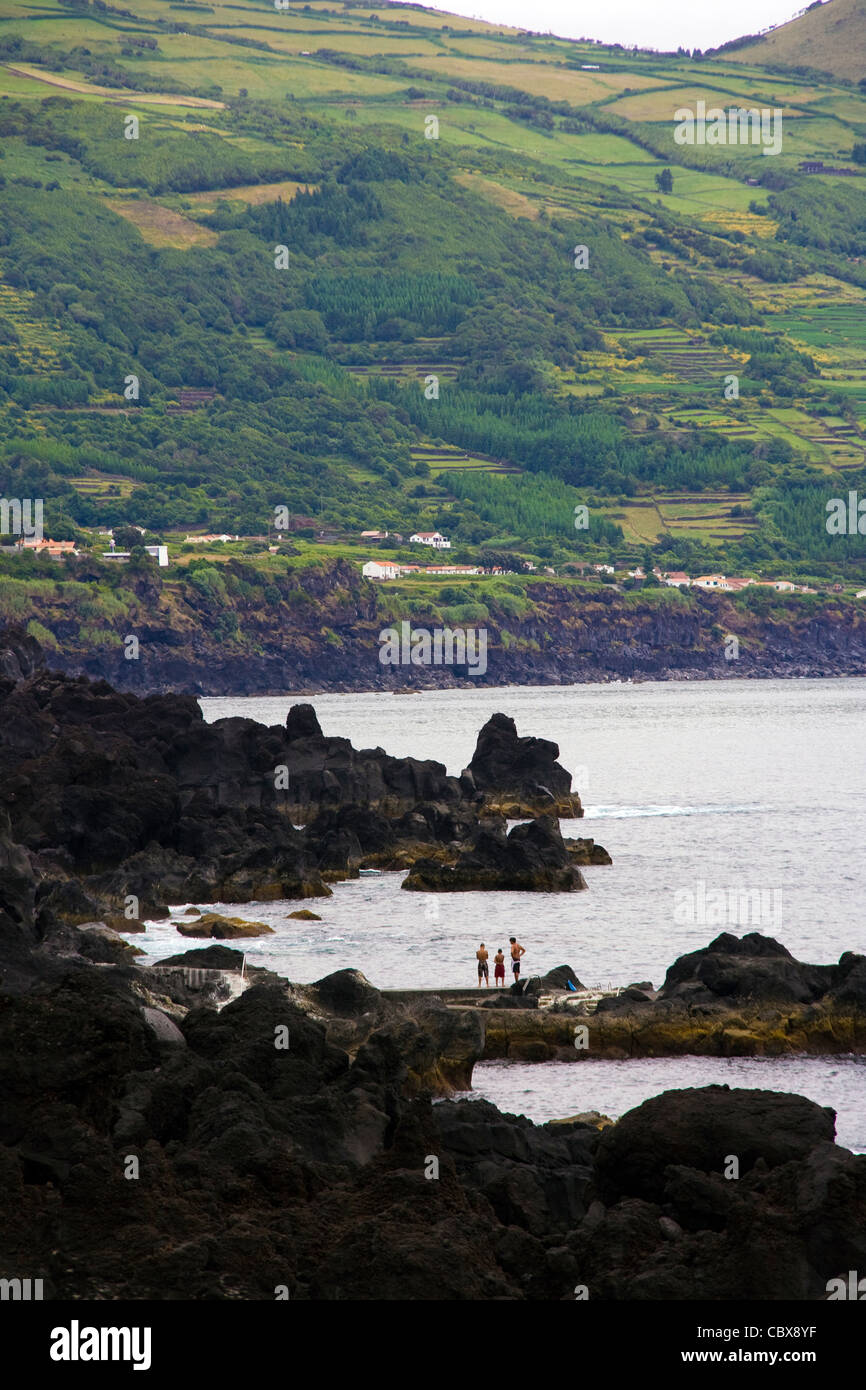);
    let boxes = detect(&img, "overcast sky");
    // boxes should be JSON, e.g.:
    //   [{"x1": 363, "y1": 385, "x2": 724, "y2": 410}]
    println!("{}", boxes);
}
[{"x1": 424, "y1": 0, "x2": 813, "y2": 51}]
